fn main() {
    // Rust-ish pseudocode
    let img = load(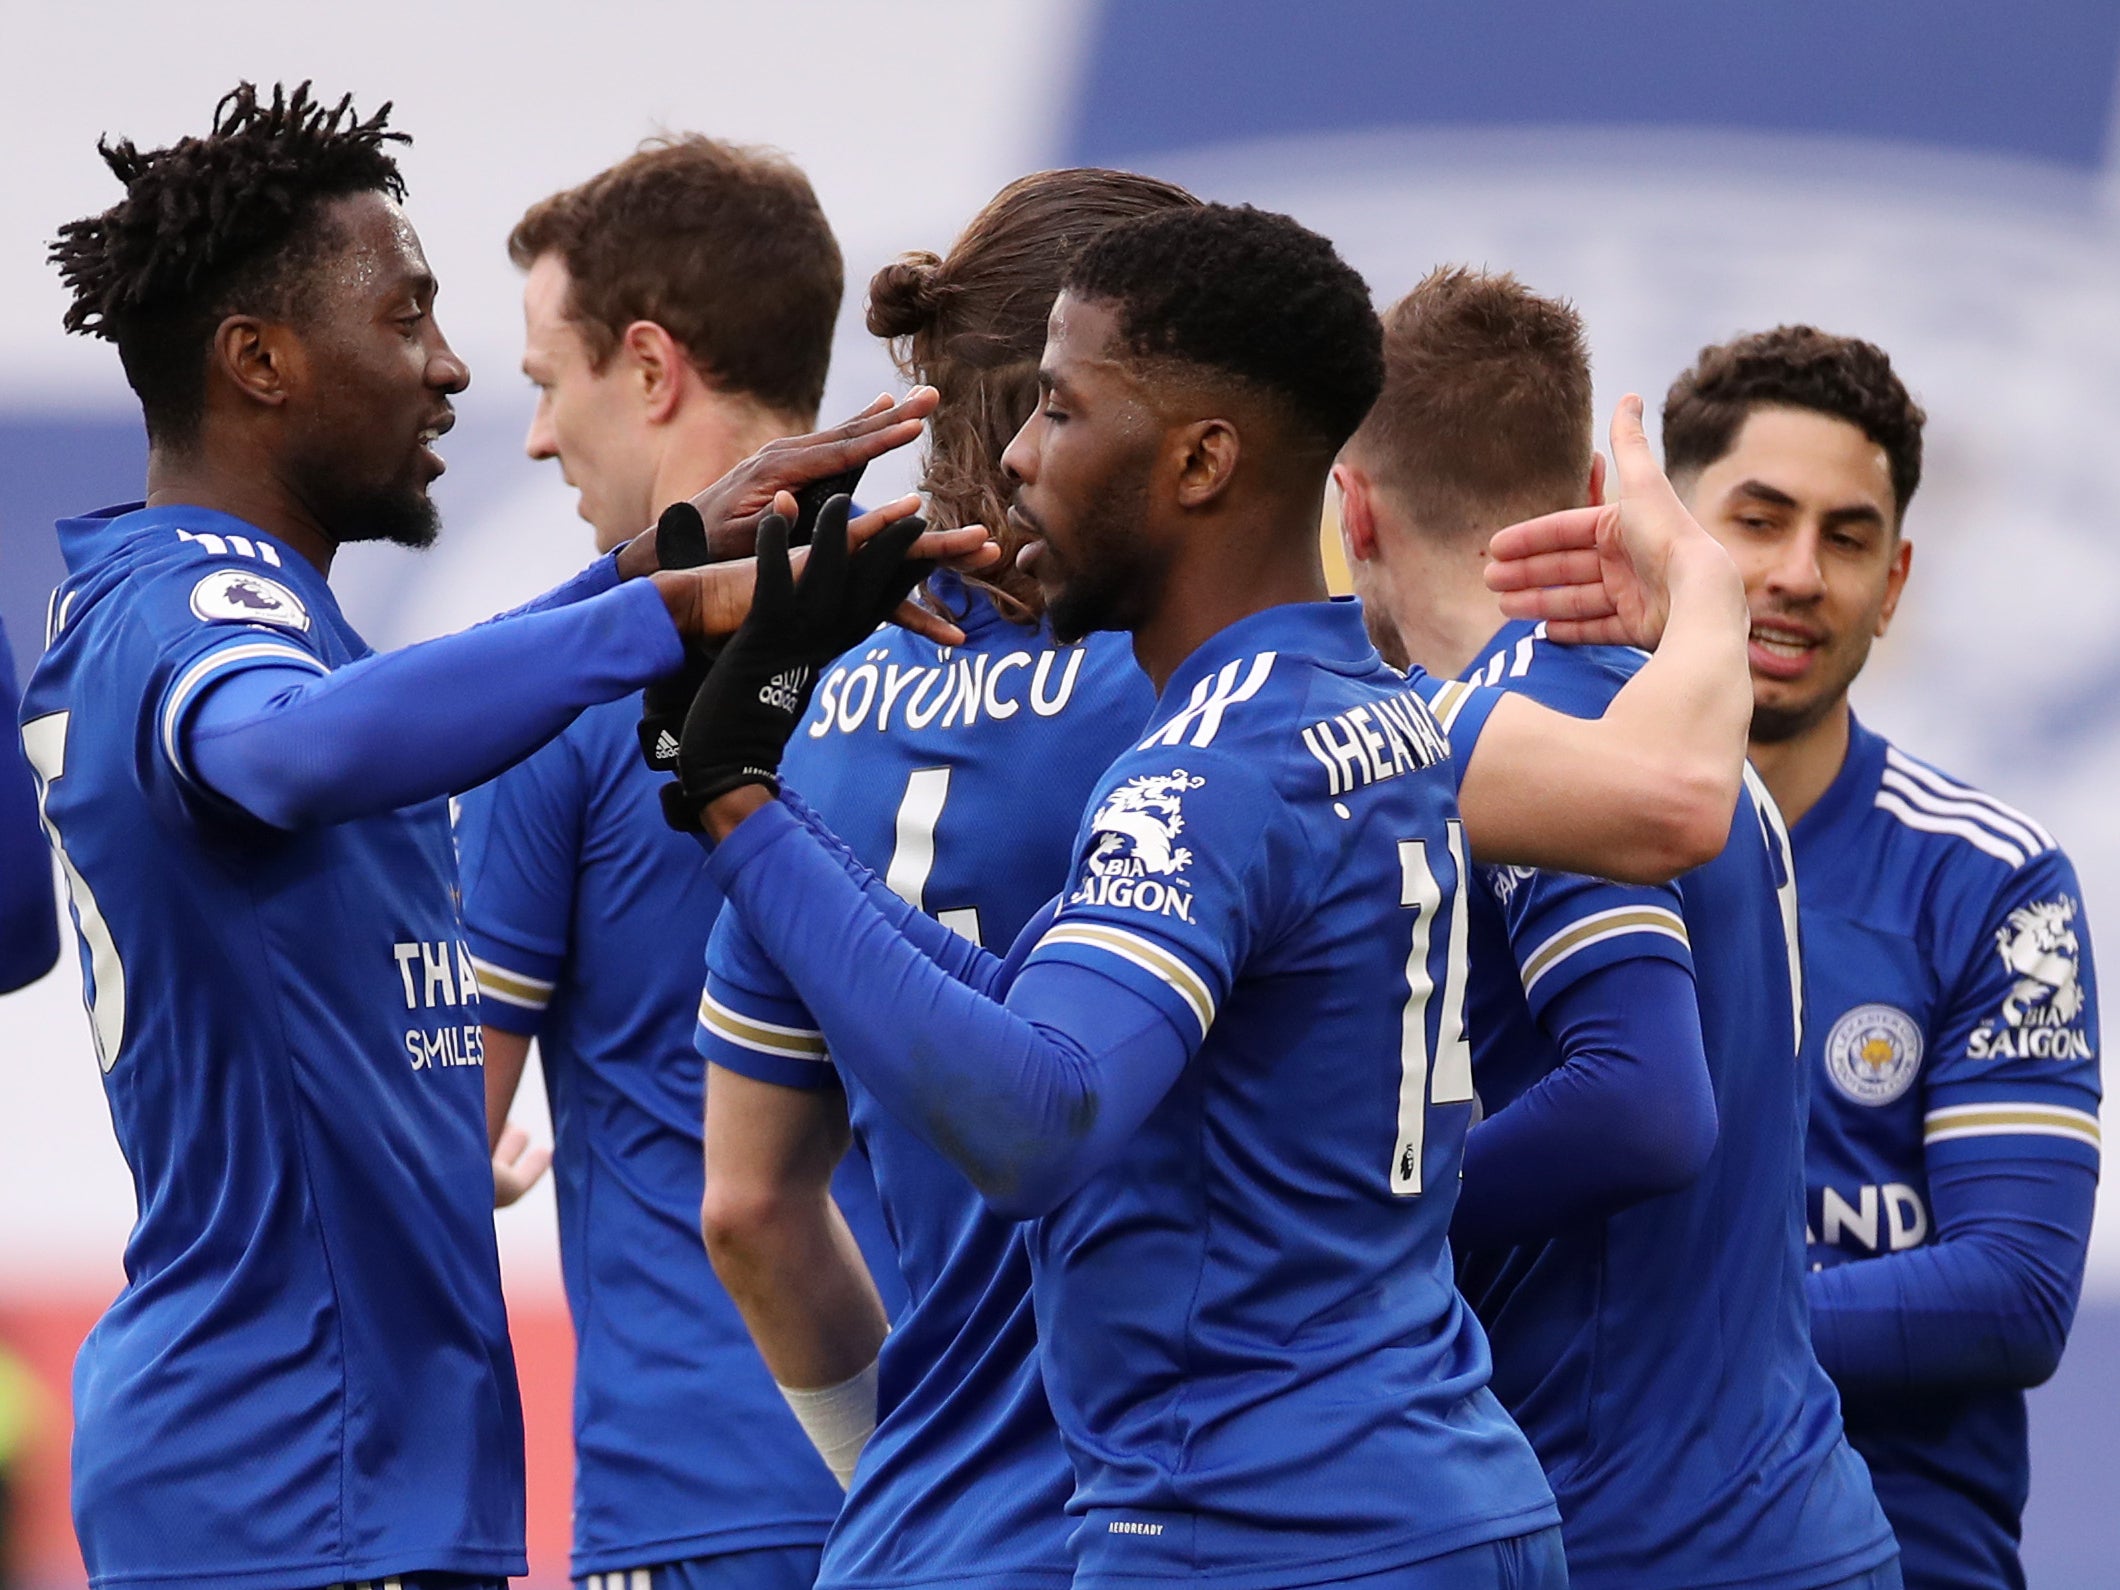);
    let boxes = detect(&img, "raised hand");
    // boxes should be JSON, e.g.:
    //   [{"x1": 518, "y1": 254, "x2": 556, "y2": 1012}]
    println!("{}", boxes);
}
[
  {"x1": 1484, "y1": 395, "x2": 1738, "y2": 648},
  {"x1": 614, "y1": 389, "x2": 942, "y2": 579},
  {"x1": 661, "y1": 493, "x2": 973, "y2": 826}
]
